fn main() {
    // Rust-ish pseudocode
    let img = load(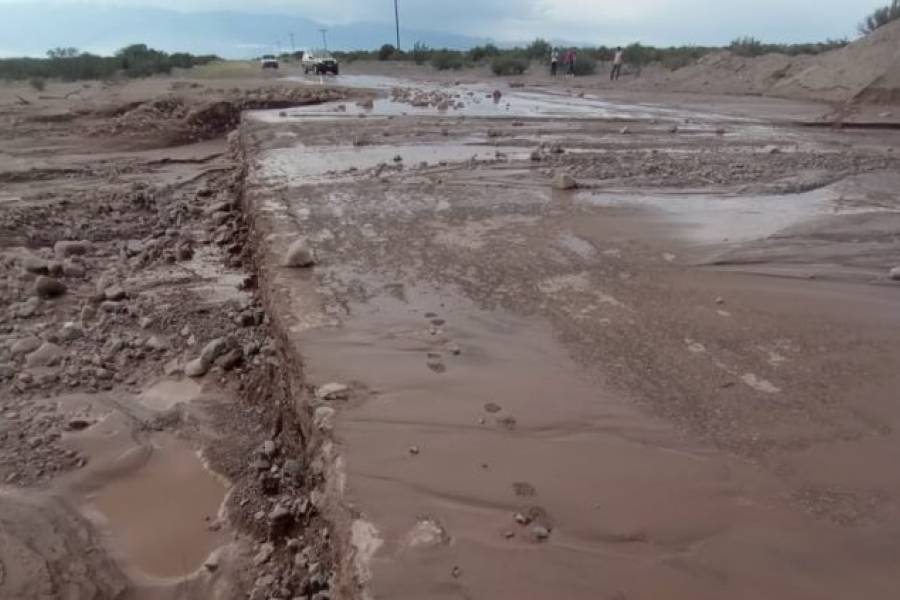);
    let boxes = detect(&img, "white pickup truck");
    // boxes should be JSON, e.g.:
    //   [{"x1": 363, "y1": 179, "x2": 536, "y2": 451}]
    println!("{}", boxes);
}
[
  {"x1": 302, "y1": 50, "x2": 339, "y2": 75},
  {"x1": 260, "y1": 55, "x2": 279, "y2": 70}
]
